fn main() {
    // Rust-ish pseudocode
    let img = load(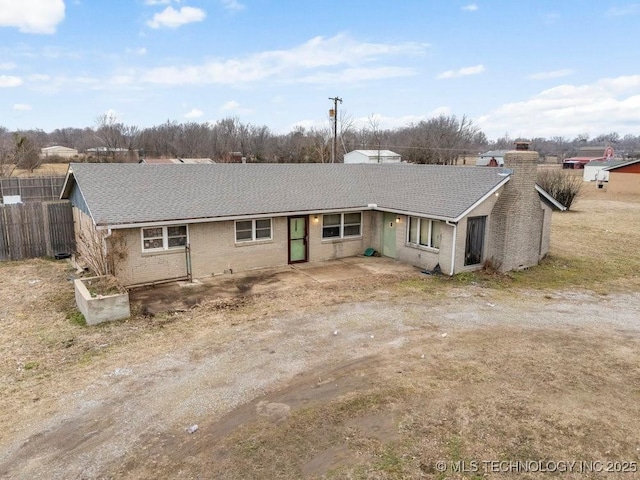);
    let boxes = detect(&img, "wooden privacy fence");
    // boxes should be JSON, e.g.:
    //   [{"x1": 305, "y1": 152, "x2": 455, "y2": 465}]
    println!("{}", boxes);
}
[
  {"x1": 0, "y1": 201, "x2": 75, "y2": 261},
  {"x1": 0, "y1": 176, "x2": 66, "y2": 202}
]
